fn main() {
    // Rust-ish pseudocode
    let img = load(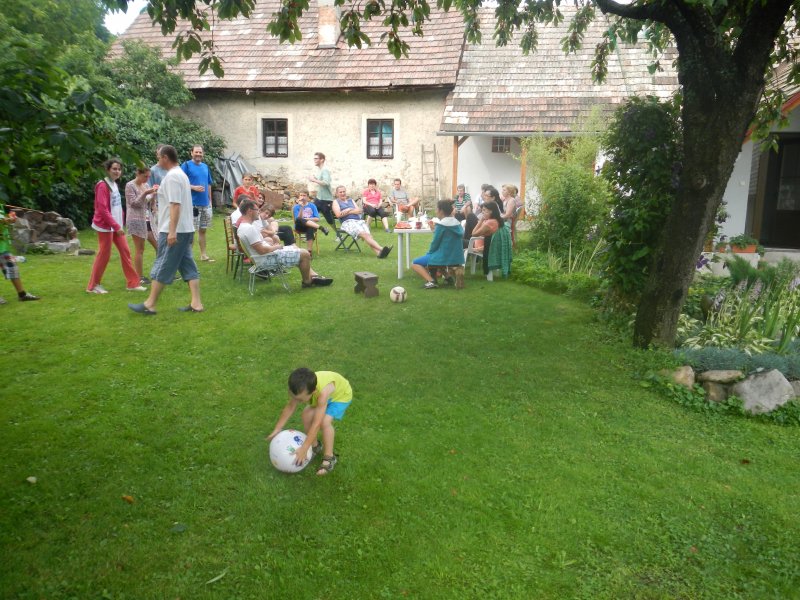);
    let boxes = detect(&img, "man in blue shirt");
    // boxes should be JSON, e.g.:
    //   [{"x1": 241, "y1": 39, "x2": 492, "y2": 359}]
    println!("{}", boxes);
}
[{"x1": 181, "y1": 145, "x2": 215, "y2": 262}]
